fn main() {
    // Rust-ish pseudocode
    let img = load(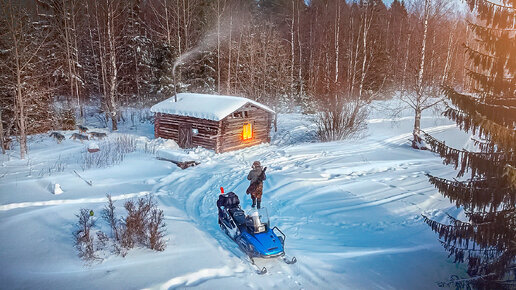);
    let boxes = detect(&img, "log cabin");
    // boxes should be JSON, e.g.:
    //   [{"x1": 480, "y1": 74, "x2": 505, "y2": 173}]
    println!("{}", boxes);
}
[{"x1": 150, "y1": 93, "x2": 275, "y2": 153}]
